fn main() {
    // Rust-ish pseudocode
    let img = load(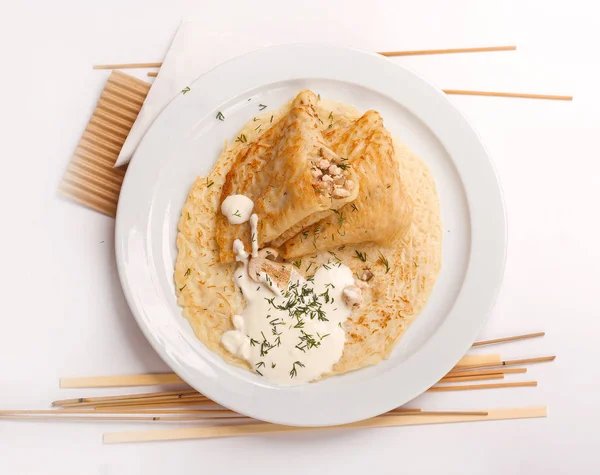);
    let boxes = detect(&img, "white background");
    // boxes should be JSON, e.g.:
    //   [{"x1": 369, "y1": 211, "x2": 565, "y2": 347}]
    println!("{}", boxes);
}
[{"x1": 0, "y1": 1, "x2": 599, "y2": 473}]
